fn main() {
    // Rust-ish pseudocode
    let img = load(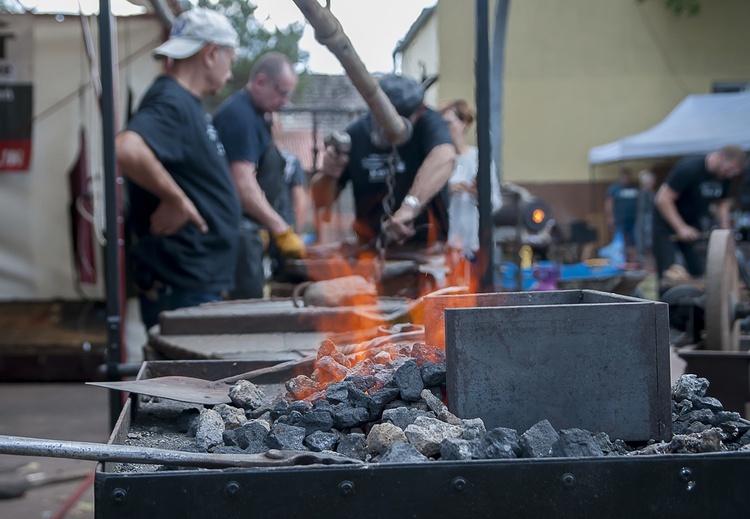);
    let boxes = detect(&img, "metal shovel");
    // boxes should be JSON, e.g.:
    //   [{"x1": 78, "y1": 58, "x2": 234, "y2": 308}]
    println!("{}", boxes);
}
[
  {"x1": 87, "y1": 329, "x2": 426, "y2": 405},
  {"x1": 87, "y1": 286, "x2": 465, "y2": 405}
]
